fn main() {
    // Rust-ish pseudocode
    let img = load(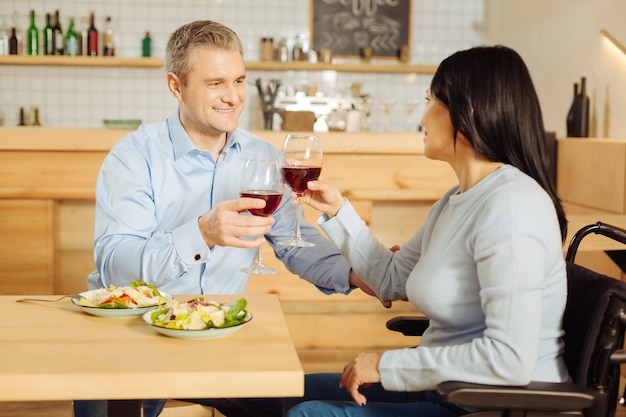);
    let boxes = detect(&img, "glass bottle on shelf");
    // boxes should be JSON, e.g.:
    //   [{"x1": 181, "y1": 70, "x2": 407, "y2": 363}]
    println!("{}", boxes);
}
[
  {"x1": 27, "y1": 10, "x2": 38, "y2": 55},
  {"x1": 43, "y1": 13, "x2": 53, "y2": 55},
  {"x1": 64, "y1": 18, "x2": 79, "y2": 56},
  {"x1": 30, "y1": 107, "x2": 41, "y2": 126},
  {"x1": 142, "y1": 31, "x2": 152, "y2": 57},
  {"x1": 10, "y1": 11, "x2": 23, "y2": 55},
  {"x1": 18, "y1": 107, "x2": 27, "y2": 126},
  {"x1": 102, "y1": 16, "x2": 114, "y2": 56},
  {"x1": 566, "y1": 77, "x2": 590, "y2": 138},
  {"x1": 87, "y1": 11, "x2": 98, "y2": 56},
  {"x1": 78, "y1": 16, "x2": 88, "y2": 56},
  {"x1": 0, "y1": 16, "x2": 8, "y2": 56},
  {"x1": 277, "y1": 37, "x2": 289, "y2": 63},
  {"x1": 292, "y1": 34, "x2": 304, "y2": 61},
  {"x1": 260, "y1": 37, "x2": 274, "y2": 61},
  {"x1": 52, "y1": 10, "x2": 63, "y2": 55},
  {"x1": 9, "y1": 27, "x2": 18, "y2": 55}
]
